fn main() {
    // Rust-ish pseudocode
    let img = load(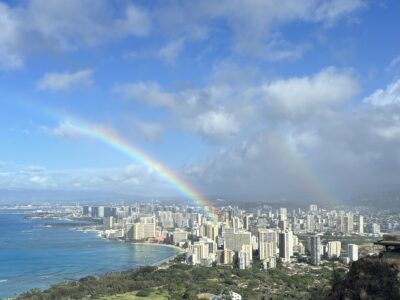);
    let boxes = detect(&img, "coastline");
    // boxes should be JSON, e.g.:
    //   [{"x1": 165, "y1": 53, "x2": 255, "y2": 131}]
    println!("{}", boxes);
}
[
  {"x1": 129, "y1": 242, "x2": 185, "y2": 253},
  {"x1": 0, "y1": 213, "x2": 184, "y2": 299}
]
